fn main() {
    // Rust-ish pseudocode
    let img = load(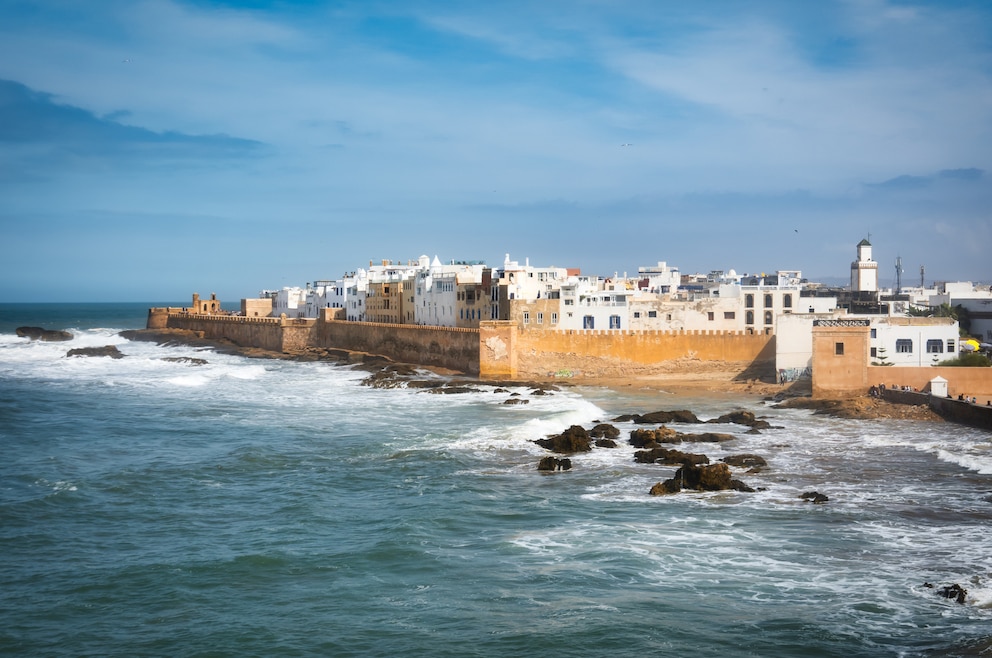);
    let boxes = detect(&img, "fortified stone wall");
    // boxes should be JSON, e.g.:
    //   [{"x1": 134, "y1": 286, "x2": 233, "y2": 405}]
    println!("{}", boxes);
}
[
  {"x1": 310, "y1": 320, "x2": 480, "y2": 374},
  {"x1": 480, "y1": 322, "x2": 775, "y2": 379},
  {"x1": 163, "y1": 312, "x2": 287, "y2": 352}
]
